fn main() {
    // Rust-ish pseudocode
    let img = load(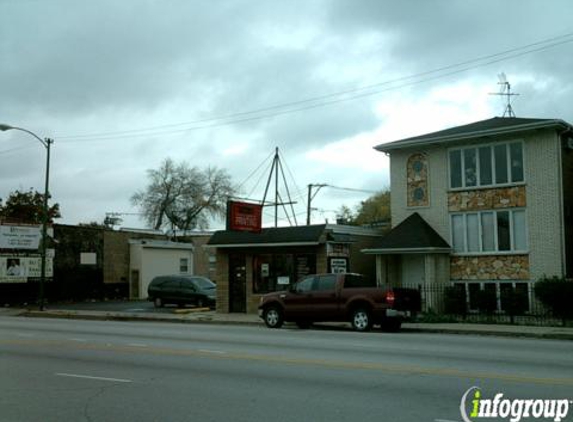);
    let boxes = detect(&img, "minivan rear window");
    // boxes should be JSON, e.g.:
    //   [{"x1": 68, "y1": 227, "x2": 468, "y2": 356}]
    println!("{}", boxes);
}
[{"x1": 191, "y1": 277, "x2": 216, "y2": 289}]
